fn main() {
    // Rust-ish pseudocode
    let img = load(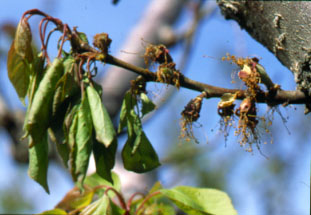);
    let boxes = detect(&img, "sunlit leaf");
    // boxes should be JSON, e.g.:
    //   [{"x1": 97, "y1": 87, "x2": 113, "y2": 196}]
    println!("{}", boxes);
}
[
  {"x1": 80, "y1": 195, "x2": 109, "y2": 215},
  {"x1": 84, "y1": 172, "x2": 121, "y2": 193},
  {"x1": 7, "y1": 43, "x2": 30, "y2": 104},
  {"x1": 122, "y1": 131, "x2": 160, "y2": 173},
  {"x1": 149, "y1": 181, "x2": 164, "y2": 194},
  {"x1": 87, "y1": 84, "x2": 116, "y2": 148},
  {"x1": 55, "y1": 185, "x2": 94, "y2": 212},
  {"x1": 139, "y1": 202, "x2": 175, "y2": 215},
  {"x1": 14, "y1": 17, "x2": 33, "y2": 61},
  {"x1": 39, "y1": 208, "x2": 67, "y2": 215},
  {"x1": 160, "y1": 186, "x2": 237, "y2": 215},
  {"x1": 28, "y1": 133, "x2": 49, "y2": 193},
  {"x1": 93, "y1": 136, "x2": 117, "y2": 183}
]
